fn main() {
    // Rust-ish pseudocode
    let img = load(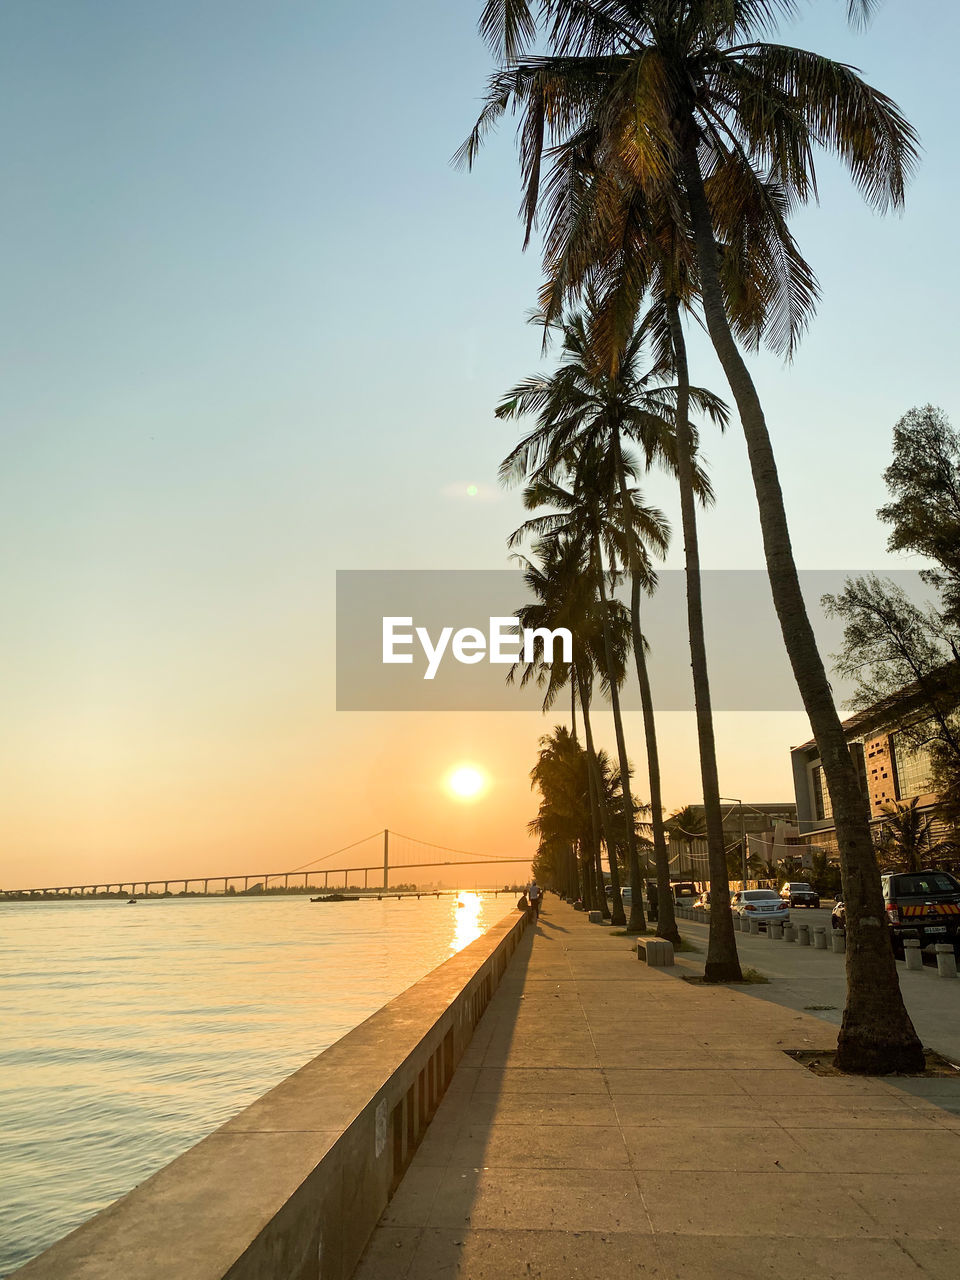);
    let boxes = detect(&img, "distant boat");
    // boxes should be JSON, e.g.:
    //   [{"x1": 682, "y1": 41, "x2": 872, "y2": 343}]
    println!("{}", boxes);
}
[{"x1": 310, "y1": 893, "x2": 360, "y2": 902}]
